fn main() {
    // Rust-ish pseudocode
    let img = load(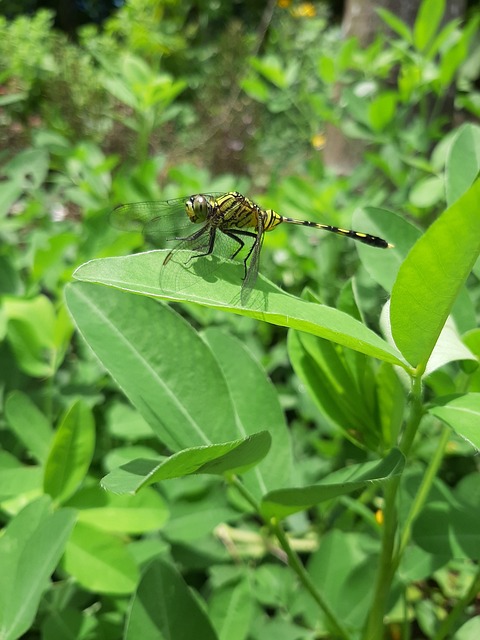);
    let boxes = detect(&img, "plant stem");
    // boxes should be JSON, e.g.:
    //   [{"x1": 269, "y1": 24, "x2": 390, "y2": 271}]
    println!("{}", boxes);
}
[
  {"x1": 395, "y1": 424, "x2": 450, "y2": 563},
  {"x1": 270, "y1": 518, "x2": 352, "y2": 640},
  {"x1": 230, "y1": 476, "x2": 351, "y2": 639},
  {"x1": 362, "y1": 372, "x2": 424, "y2": 640}
]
